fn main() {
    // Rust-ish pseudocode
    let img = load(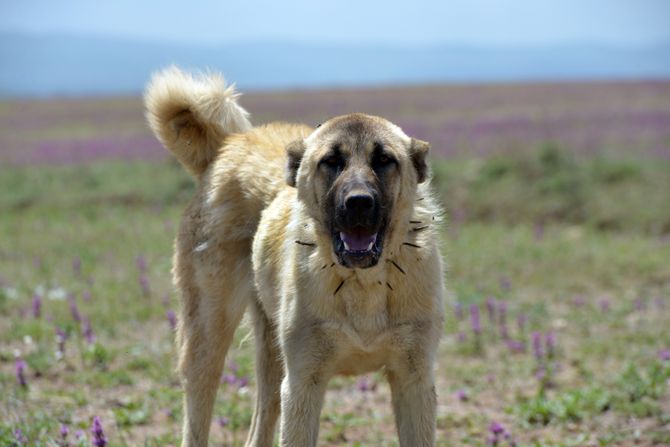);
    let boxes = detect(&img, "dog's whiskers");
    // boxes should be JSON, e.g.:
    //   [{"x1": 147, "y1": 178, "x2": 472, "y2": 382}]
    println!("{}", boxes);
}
[
  {"x1": 409, "y1": 220, "x2": 422, "y2": 224},
  {"x1": 387, "y1": 259, "x2": 406, "y2": 275},
  {"x1": 295, "y1": 240, "x2": 316, "y2": 247},
  {"x1": 402, "y1": 242, "x2": 422, "y2": 248},
  {"x1": 411, "y1": 226, "x2": 429, "y2": 232},
  {"x1": 333, "y1": 279, "x2": 346, "y2": 296},
  {"x1": 386, "y1": 282, "x2": 393, "y2": 291}
]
